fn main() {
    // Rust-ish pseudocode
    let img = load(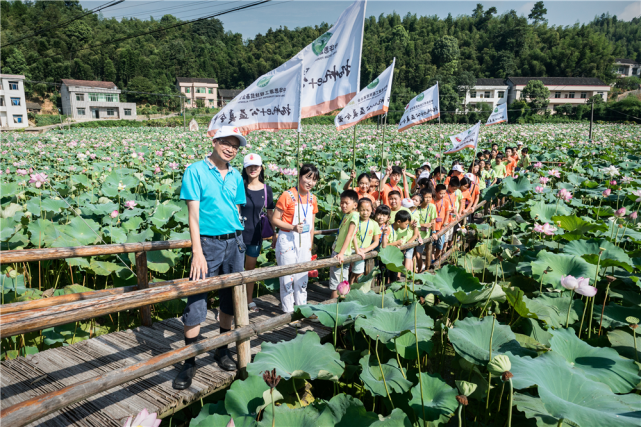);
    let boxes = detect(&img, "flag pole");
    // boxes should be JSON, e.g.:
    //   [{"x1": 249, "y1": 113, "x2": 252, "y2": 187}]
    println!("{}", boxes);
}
[
  {"x1": 296, "y1": 131, "x2": 302, "y2": 247},
  {"x1": 379, "y1": 114, "x2": 387, "y2": 192},
  {"x1": 438, "y1": 136, "x2": 443, "y2": 182},
  {"x1": 352, "y1": 122, "x2": 357, "y2": 187}
]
